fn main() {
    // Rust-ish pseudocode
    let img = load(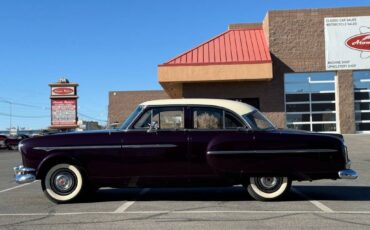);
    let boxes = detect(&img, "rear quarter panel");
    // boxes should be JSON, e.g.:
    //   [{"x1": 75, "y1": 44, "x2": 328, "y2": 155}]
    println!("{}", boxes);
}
[{"x1": 206, "y1": 130, "x2": 345, "y2": 179}]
